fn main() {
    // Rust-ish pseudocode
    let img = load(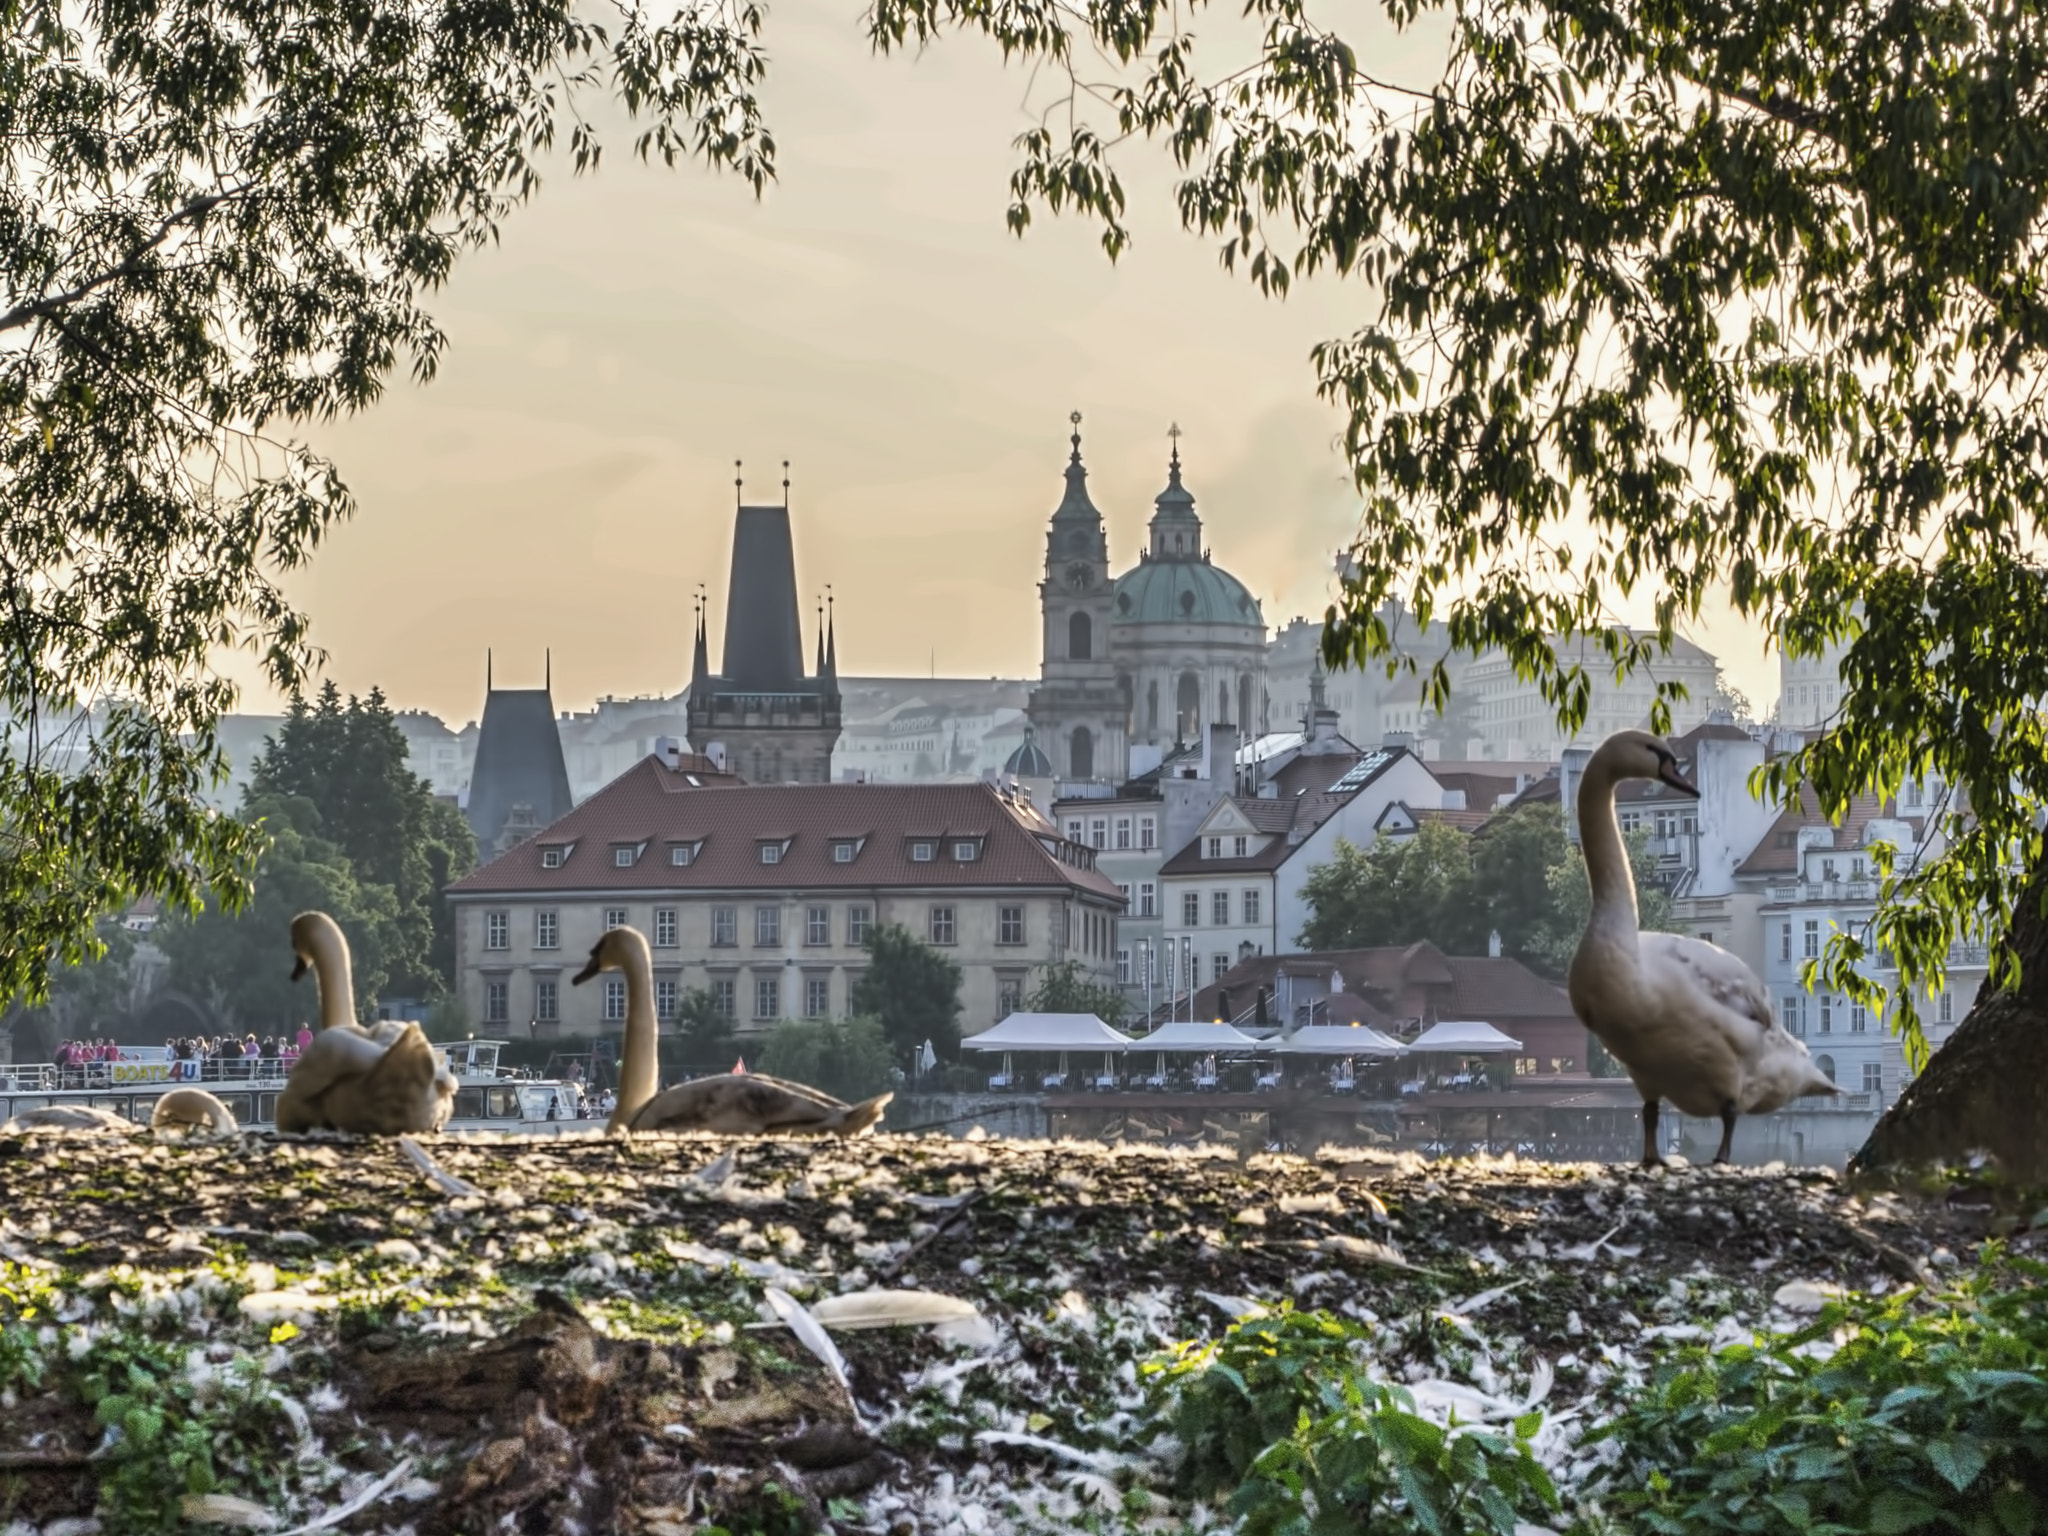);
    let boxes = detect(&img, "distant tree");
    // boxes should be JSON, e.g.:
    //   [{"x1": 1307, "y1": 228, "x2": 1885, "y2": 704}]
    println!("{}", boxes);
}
[
  {"x1": 755, "y1": 1017, "x2": 895, "y2": 1102},
  {"x1": 1708, "y1": 671, "x2": 1756, "y2": 726},
  {"x1": 249, "y1": 685, "x2": 474, "y2": 996},
  {"x1": 1, "y1": 0, "x2": 773, "y2": 1011},
  {"x1": 1520, "y1": 836, "x2": 1676, "y2": 981},
  {"x1": 155, "y1": 795, "x2": 397, "y2": 1031},
  {"x1": 1025, "y1": 959, "x2": 1129, "y2": 1029},
  {"x1": 1468, "y1": 804, "x2": 1569, "y2": 963},
  {"x1": 1296, "y1": 823, "x2": 1486, "y2": 954},
  {"x1": 671, "y1": 986, "x2": 736, "y2": 1067},
  {"x1": 849, "y1": 924, "x2": 962, "y2": 1066}
]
